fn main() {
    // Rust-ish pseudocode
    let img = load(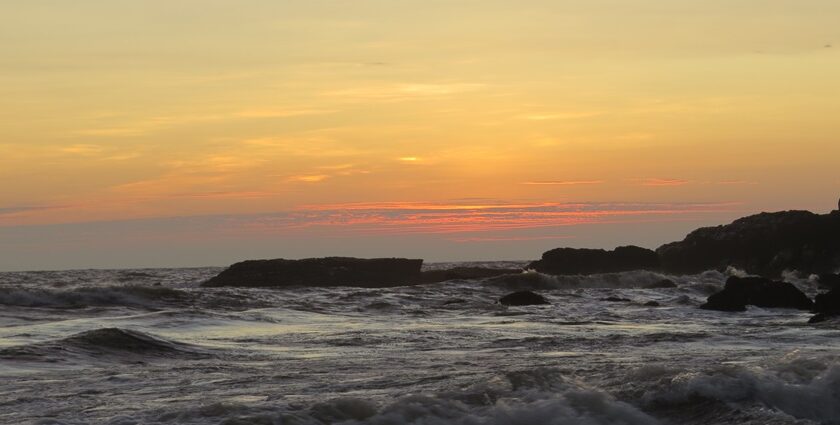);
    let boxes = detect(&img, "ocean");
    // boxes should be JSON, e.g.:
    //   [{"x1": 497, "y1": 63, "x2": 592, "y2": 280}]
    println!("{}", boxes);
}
[{"x1": 1, "y1": 264, "x2": 838, "y2": 424}]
